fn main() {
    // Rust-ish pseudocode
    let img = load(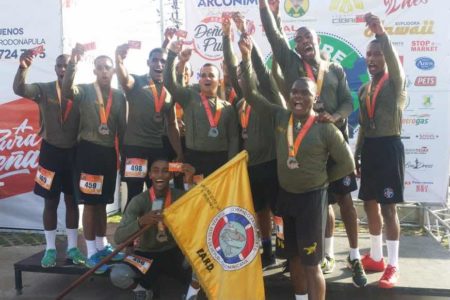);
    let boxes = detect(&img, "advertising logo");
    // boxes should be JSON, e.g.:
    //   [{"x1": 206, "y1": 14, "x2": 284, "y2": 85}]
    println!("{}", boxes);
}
[
  {"x1": 402, "y1": 114, "x2": 430, "y2": 126},
  {"x1": 411, "y1": 40, "x2": 438, "y2": 52},
  {"x1": 0, "y1": 99, "x2": 41, "y2": 199},
  {"x1": 415, "y1": 57, "x2": 435, "y2": 71},
  {"x1": 197, "y1": 0, "x2": 257, "y2": 7},
  {"x1": 405, "y1": 158, "x2": 433, "y2": 169},
  {"x1": 416, "y1": 133, "x2": 439, "y2": 140},
  {"x1": 421, "y1": 95, "x2": 433, "y2": 108},
  {"x1": 405, "y1": 146, "x2": 429, "y2": 155},
  {"x1": 193, "y1": 16, "x2": 224, "y2": 61},
  {"x1": 414, "y1": 76, "x2": 436, "y2": 86},
  {"x1": 364, "y1": 20, "x2": 434, "y2": 37},
  {"x1": 384, "y1": 0, "x2": 429, "y2": 16},
  {"x1": 329, "y1": 0, "x2": 363, "y2": 13},
  {"x1": 207, "y1": 206, "x2": 259, "y2": 271},
  {"x1": 284, "y1": 0, "x2": 309, "y2": 18}
]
